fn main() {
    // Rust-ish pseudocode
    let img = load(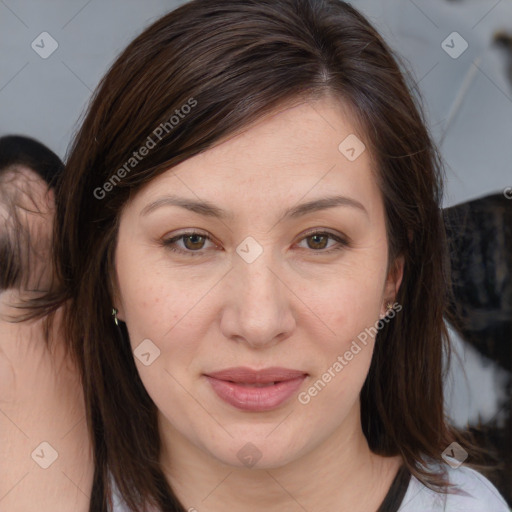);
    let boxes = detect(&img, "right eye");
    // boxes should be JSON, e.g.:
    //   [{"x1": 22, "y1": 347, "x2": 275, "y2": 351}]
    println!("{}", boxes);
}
[{"x1": 161, "y1": 231, "x2": 217, "y2": 256}]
